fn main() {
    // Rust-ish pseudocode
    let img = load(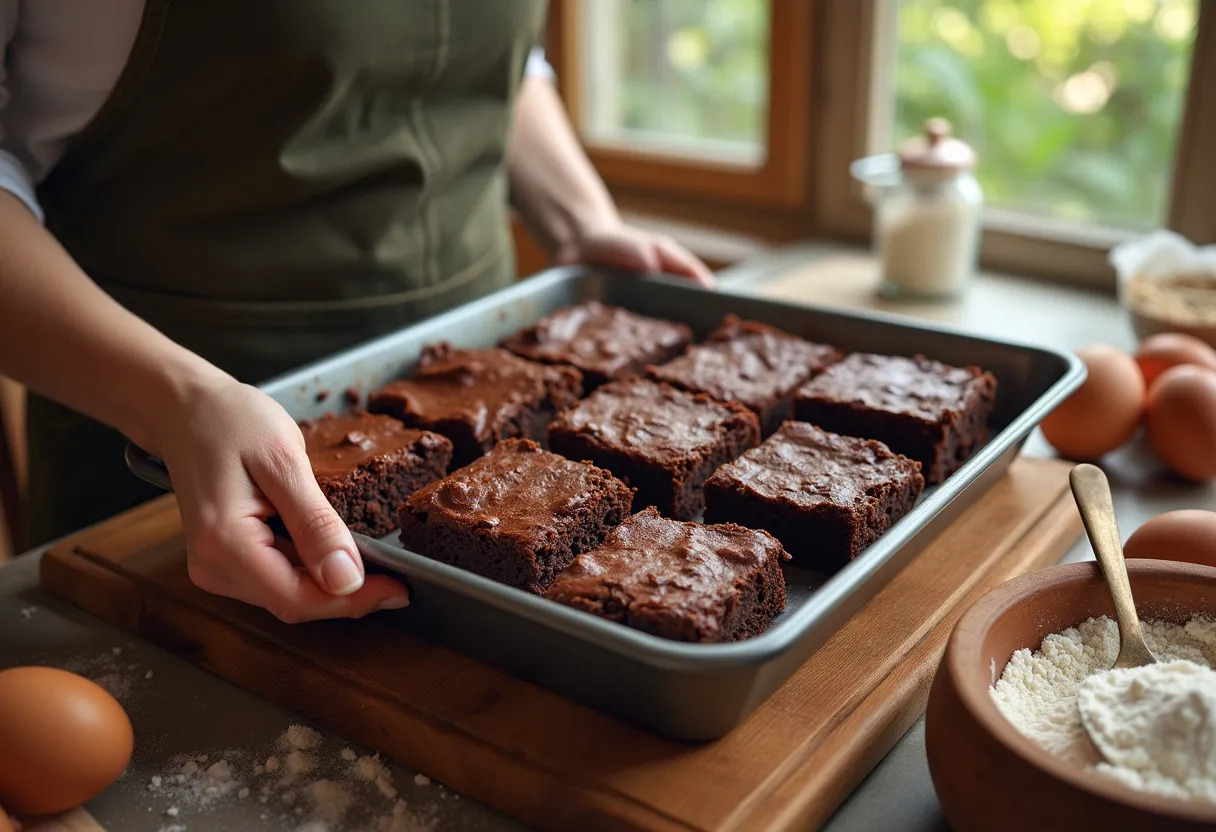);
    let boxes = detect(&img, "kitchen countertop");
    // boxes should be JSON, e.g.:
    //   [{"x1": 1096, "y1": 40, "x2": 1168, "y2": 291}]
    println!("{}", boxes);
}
[{"x1": 2, "y1": 243, "x2": 1212, "y2": 831}]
